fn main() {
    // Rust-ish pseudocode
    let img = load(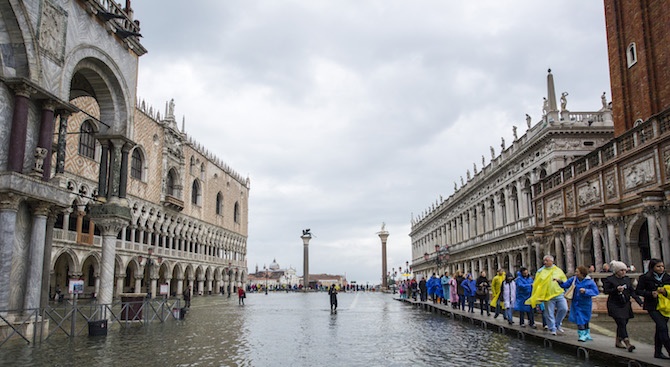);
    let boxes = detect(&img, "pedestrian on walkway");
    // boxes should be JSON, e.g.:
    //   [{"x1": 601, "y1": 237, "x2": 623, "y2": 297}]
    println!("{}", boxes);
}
[
  {"x1": 441, "y1": 272, "x2": 451, "y2": 305},
  {"x1": 428, "y1": 273, "x2": 440, "y2": 304},
  {"x1": 603, "y1": 260, "x2": 643, "y2": 351},
  {"x1": 502, "y1": 272, "x2": 516, "y2": 324},
  {"x1": 559, "y1": 265, "x2": 599, "y2": 342},
  {"x1": 636, "y1": 258, "x2": 670, "y2": 360},
  {"x1": 476, "y1": 271, "x2": 491, "y2": 316},
  {"x1": 184, "y1": 286, "x2": 192, "y2": 308},
  {"x1": 456, "y1": 271, "x2": 466, "y2": 310},
  {"x1": 419, "y1": 277, "x2": 427, "y2": 302},
  {"x1": 449, "y1": 275, "x2": 459, "y2": 309},
  {"x1": 515, "y1": 268, "x2": 535, "y2": 328},
  {"x1": 492, "y1": 269, "x2": 506, "y2": 319},
  {"x1": 527, "y1": 255, "x2": 568, "y2": 336},
  {"x1": 461, "y1": 273, "x2": 477, "y2": 313},
  {"x1": 410, "y1": 278, "x2": 418, "y2": 301}
]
